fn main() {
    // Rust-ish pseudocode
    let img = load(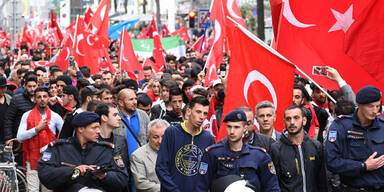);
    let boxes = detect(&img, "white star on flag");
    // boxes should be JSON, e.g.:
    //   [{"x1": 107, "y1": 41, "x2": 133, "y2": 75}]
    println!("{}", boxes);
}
[{"x1": 328, "y1": 5, "x2": 354, "y2": 33}]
